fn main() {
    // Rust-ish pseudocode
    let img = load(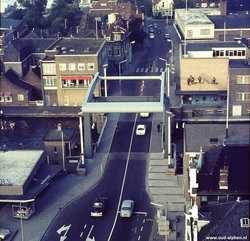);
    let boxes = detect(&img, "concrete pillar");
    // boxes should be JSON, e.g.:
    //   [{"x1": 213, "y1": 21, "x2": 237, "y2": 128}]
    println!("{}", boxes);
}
[{"x1": 84, "y1": 113, "x2": 93, "y2": 158}]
